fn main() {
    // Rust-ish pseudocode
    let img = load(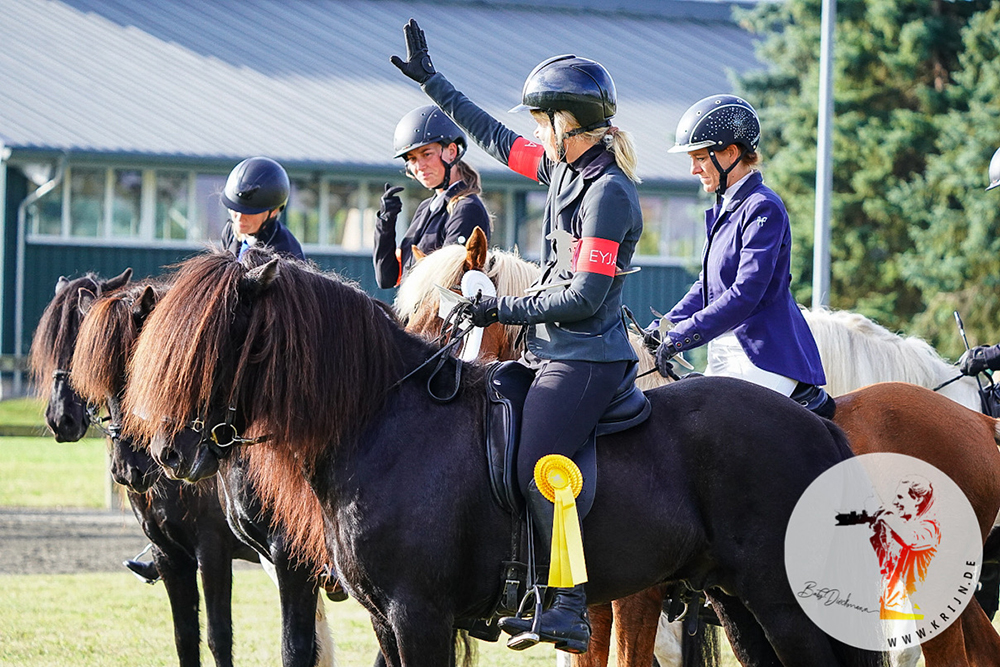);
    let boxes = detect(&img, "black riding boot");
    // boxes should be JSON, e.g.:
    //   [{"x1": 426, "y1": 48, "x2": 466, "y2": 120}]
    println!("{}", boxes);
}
[
  {"x1": 124, "y1": 559, "x2": 161, "y2": 584},
  {"x1": 499, "y1": 482, "x2": 591, "y2": 654}
]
